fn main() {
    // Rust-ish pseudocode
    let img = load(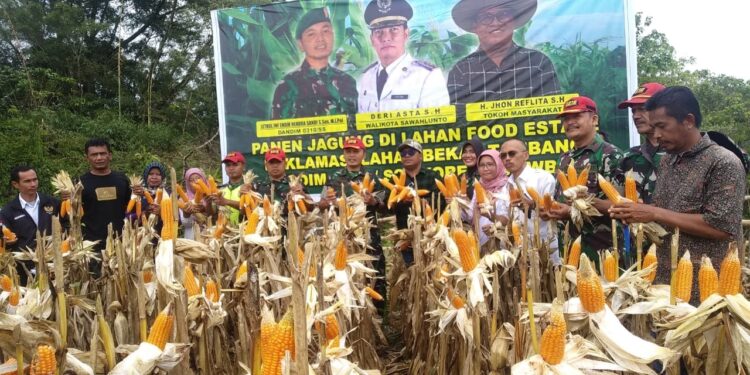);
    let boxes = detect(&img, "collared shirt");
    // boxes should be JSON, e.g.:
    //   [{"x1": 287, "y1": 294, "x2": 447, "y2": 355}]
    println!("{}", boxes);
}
[
  {"x1": 18, "y1": 194, "x2": 40, "y2": 227},
  {"x1": 615, "y1": 140, "x2": 665, "y2": 204},
  {"x1": 271, "y1": 61, "x2": 358, "y2": 119},
  {"x1": 392, "y1": 167, "x2": 442, "y2": 229},
  {"x1": 509, "y1": 166, "x2": 560, "y2": 264},
  {"x1": 556, "y1": 134, "x2": 623, "y2": 261},
  {"x1": 653, "y1": 134, "x2": 746, "y2": 304},
  {"x1": 447, "y1": 44, "x2": 561, "y2": 105},
  {"x1": 254, "y1": 176, "x2": 293, "y2": 204}
]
